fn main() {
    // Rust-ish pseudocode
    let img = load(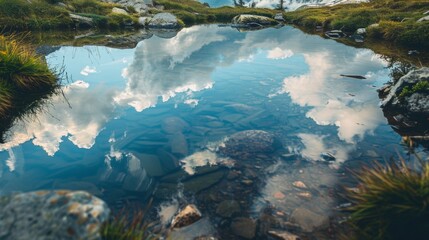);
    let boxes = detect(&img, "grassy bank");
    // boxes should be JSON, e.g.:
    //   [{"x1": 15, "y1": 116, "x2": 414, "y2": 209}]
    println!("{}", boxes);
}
[
  {"x1": 0, "y1": 34, "x2": 60, "y2": 142},
  {"x1": 154, "y1": 0, "x2": 276, "y2": 25},
  {"x1": 283, "y1": 0, "x2": 429, "y2": 50},
  {"x1": 0, "y1": 0, "x2": 139, "y2": 30}
]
